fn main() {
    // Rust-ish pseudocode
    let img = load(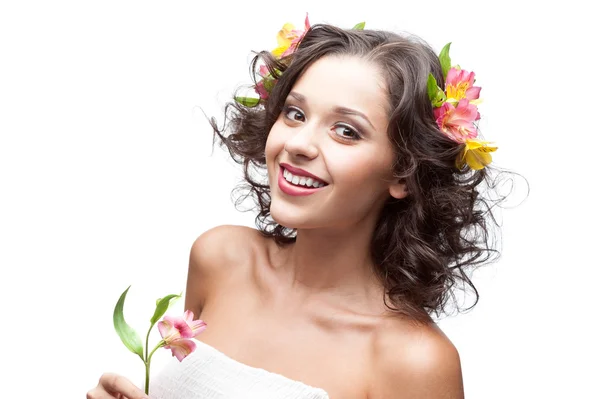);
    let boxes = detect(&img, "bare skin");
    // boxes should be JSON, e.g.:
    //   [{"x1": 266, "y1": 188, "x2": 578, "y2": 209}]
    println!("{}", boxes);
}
[
  {"x1": 89, "y1": 55, "x2": 464, "y2": 398},
  {"x1": 87, "y1": 226, "x2": 462, "y2": 399},
  {"x1": 185, "y1": 224, "x2": 463, "y2": 399},
  {"x1": 87, "y1": 373, "x2": 148, "y2": 399}
]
